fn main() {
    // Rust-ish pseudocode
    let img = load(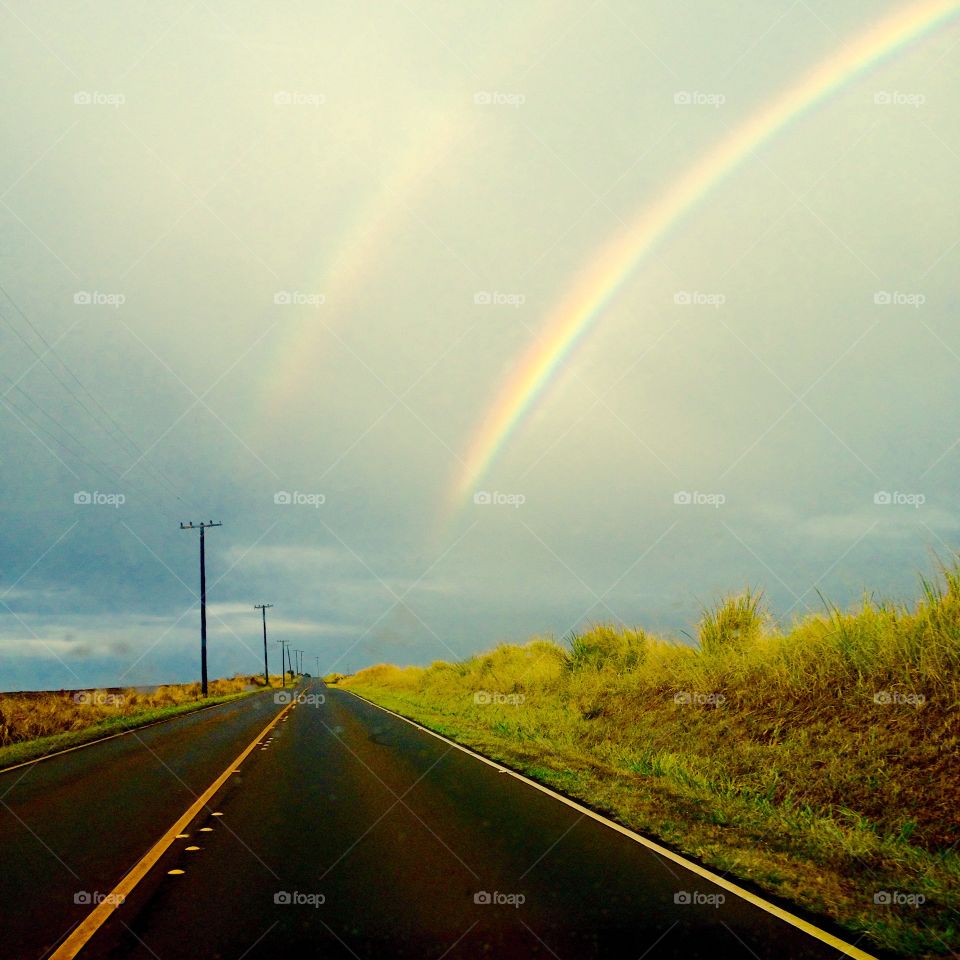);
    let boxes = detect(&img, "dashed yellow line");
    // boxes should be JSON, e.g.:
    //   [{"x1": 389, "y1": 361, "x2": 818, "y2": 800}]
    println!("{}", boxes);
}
[
  {"x1": 50, "y1": 700, "x2": 294, "y2": 959},
  {"x1": 344, "y1": 689, "x2": 879, "y2": 960}
]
